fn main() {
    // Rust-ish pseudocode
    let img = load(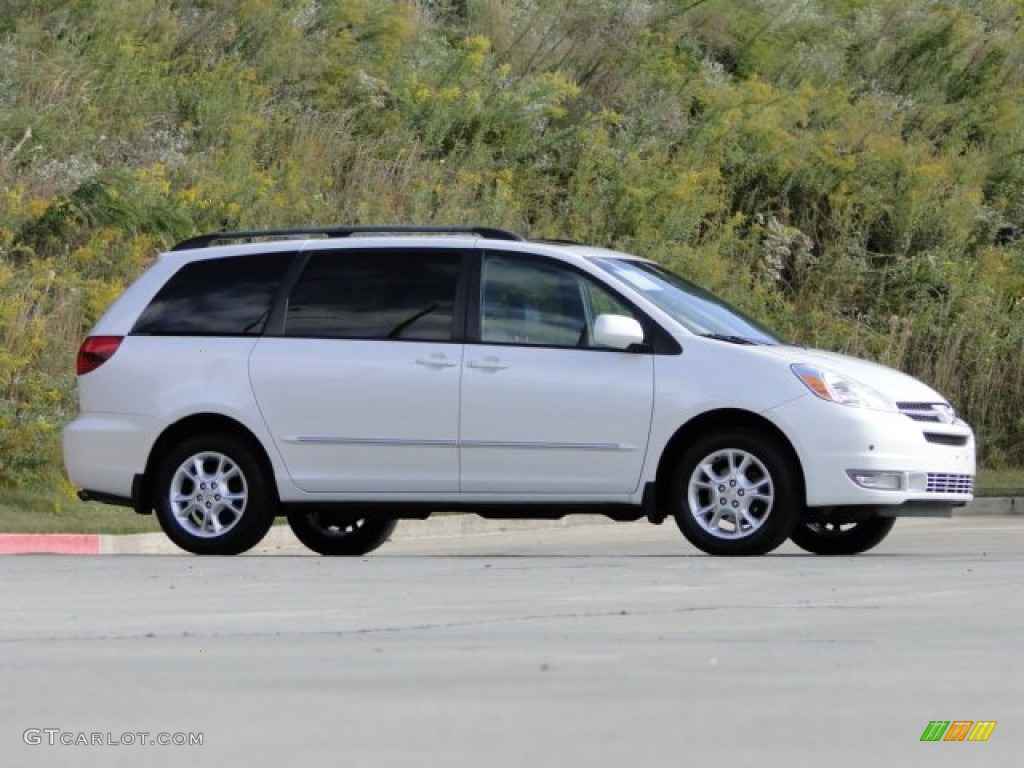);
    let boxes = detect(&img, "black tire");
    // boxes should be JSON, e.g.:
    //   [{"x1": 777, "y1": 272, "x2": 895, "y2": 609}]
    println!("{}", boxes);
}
[
  {"x1": 154, "y1": 434, "x2": 277, "y2": 555},
  {"x1": 286, "y1": 510, "x2": 398, "y2": 556},
  {"x1": 789, "y1": 515, "x2": 896, "y2": 555},
  {"x1": 671, "y1": 429, "x2": 802, "y2": 556}
]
